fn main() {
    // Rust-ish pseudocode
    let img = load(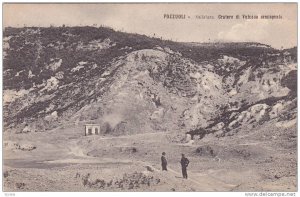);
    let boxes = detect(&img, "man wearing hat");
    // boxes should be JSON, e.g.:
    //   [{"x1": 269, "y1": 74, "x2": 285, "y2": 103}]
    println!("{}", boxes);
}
[
  {"x1": 180, "y1": 154, "x2": 190, "y2": 179},
  {"x1": 161, "y1": 152, "x2": 168, "y2": 171}
]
